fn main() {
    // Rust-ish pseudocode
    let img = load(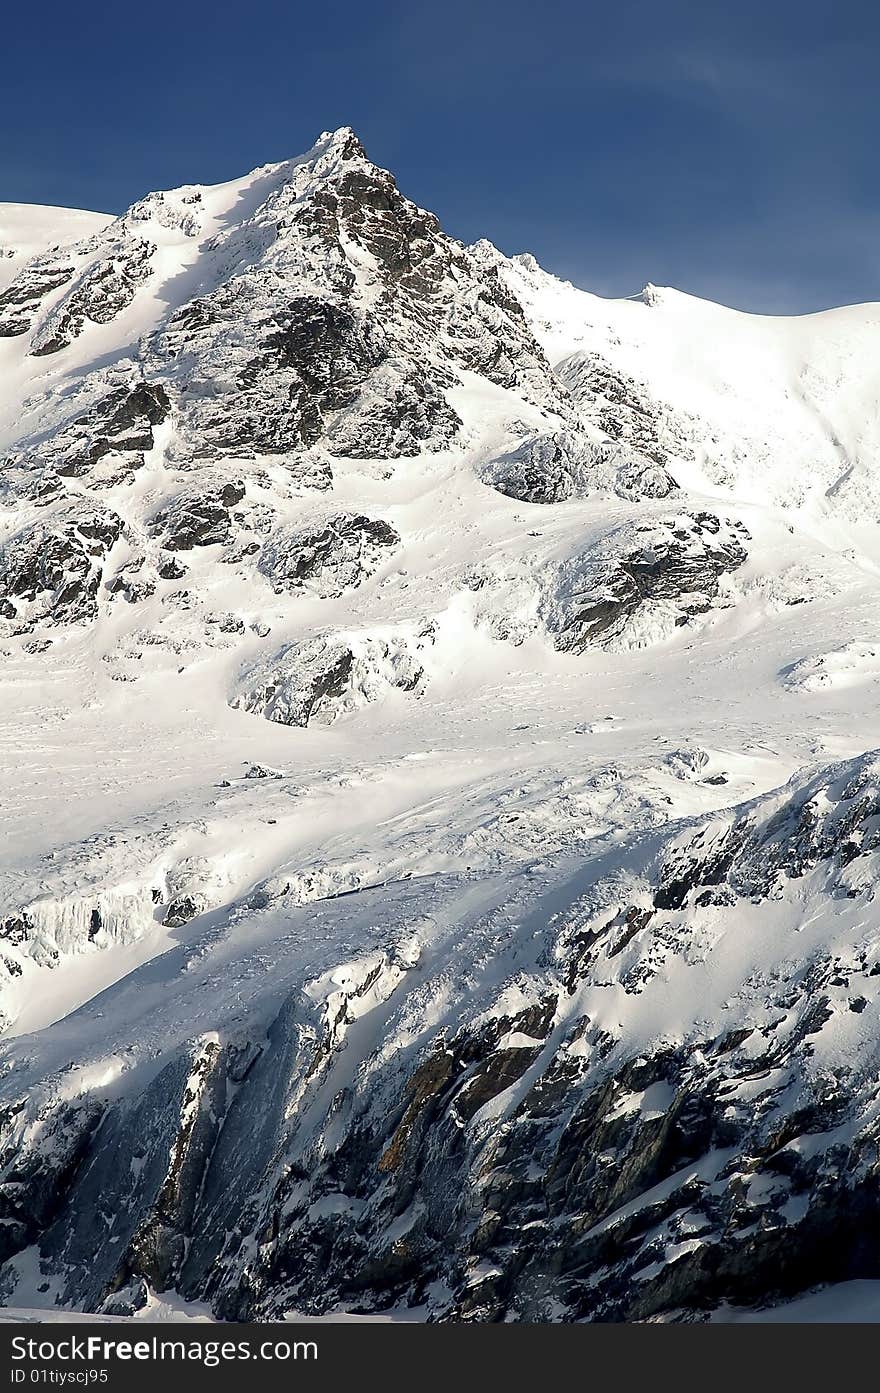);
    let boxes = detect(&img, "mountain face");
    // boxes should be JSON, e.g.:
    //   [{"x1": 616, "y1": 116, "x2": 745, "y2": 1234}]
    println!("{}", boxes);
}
[{"x1": 2, "y1": 128, "x2": 880, "y2": 1322}]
